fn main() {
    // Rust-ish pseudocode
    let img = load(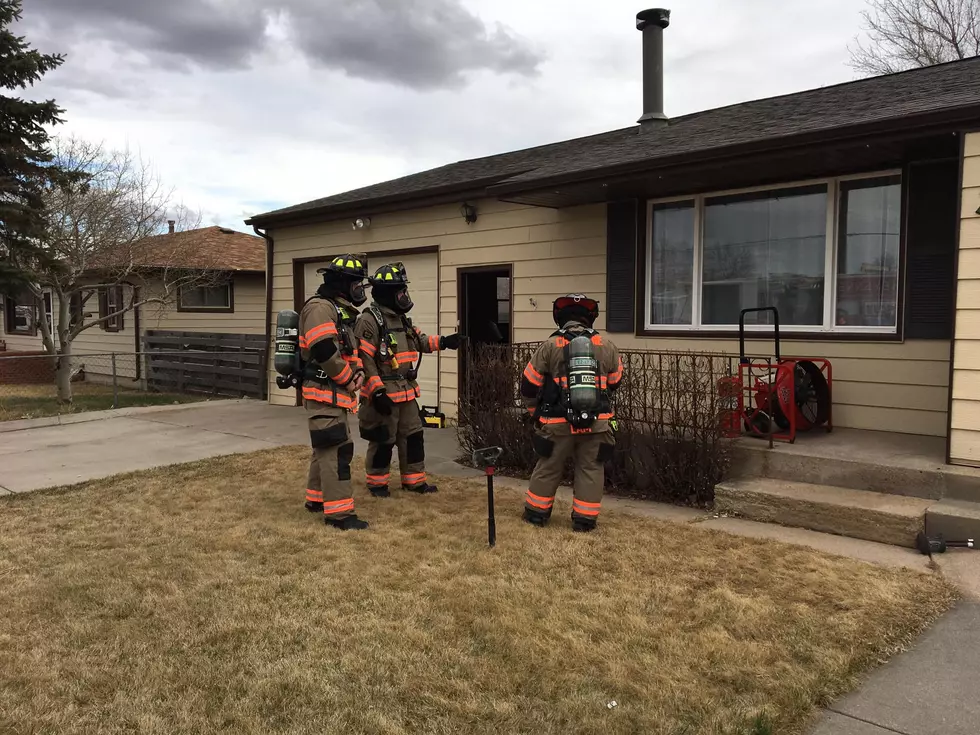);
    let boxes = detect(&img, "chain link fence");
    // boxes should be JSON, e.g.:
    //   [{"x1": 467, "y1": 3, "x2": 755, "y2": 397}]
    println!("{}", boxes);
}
[{"x1": 0, "y1": 349, "x2": 267, "y2": 422}]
